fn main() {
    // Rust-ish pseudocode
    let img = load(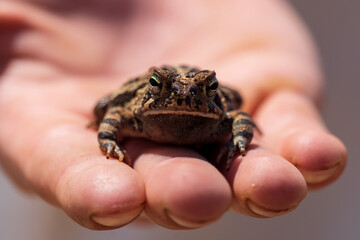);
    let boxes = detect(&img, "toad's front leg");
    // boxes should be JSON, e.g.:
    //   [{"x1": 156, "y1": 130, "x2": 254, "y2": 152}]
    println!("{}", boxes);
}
[
  {"x1": 221, "y1": 111, "x2": 258, "y2": 170},
  {"x1": 97, "y1": 106, "x2": 131, "y2": 164}
]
